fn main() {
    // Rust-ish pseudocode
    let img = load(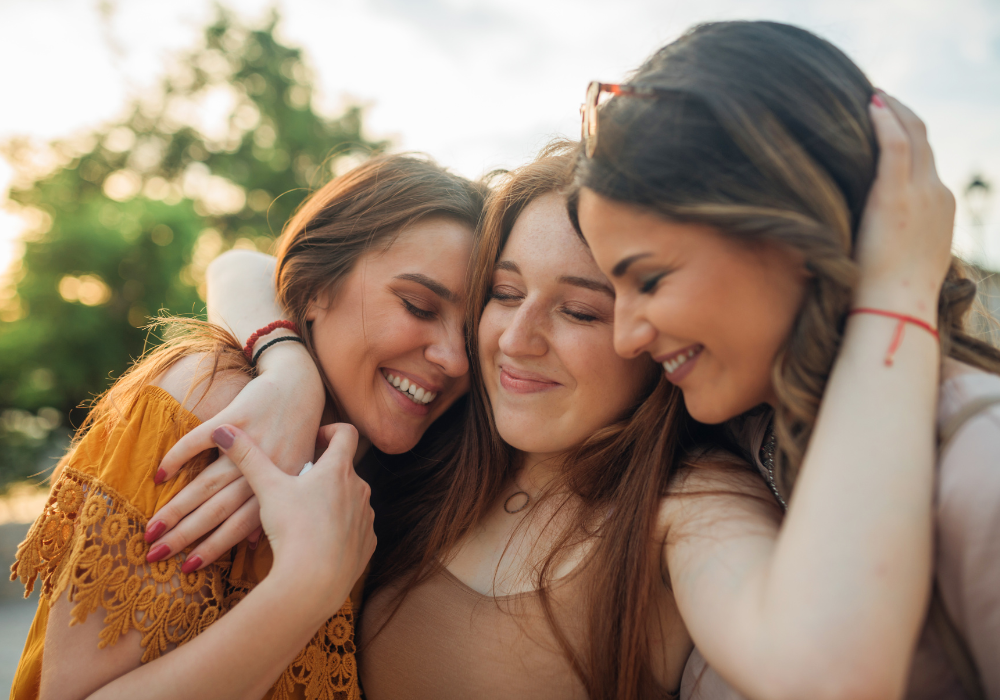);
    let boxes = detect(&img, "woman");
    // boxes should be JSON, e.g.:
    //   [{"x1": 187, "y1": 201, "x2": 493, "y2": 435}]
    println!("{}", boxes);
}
[
  {"x1": 572, "y1": 21, "x2": 1000, "y2": 699},
  {"x1": 9, "y1": 153, "x2": 484, "y2": 699}
]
